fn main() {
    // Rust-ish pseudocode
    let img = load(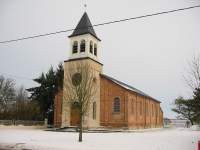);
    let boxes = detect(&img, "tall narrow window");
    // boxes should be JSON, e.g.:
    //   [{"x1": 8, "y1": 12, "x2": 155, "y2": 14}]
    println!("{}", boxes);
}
[
  {"x1": 152, "y1": 104, "x2": 154, "y2": 117},
  {"x1": 131, "y1": 99, "x2": 134, "y2": 114},
  {"x1": 80, "y1": 40, "x2": 85, "y2": 52},
  {"x1": 72, "y1": 41, "x2": 78, "y2": 53},
  {"x1": 146, "y1": 103, "x2": 148, "y2": 116},
  {"x1": 140, "y1": 101, "x2": 142, "y2": 116},
  {"x1": 94, "y1": 44, "x2": 97, "y2": 56},
  {"x1": 156, "y1": 106, "x2": 158, "y2": 117},
  {"x1": 90, "y1": 41, "x2": 93, "y2": 53},
  {"x1": 93, "y1": 101, "x2": 96, "y2": 119},
  {"x1": 114, "y1": 97, "x2": 120, "y2": 113}
]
